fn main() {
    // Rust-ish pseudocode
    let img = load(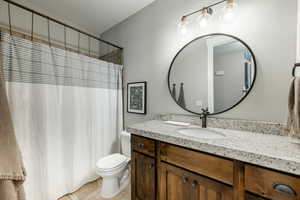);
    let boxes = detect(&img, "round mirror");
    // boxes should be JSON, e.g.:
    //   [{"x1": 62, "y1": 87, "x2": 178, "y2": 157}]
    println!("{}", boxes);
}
[{"x1": 168, "y1": 34, "x2": 256, "y2": 115}]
